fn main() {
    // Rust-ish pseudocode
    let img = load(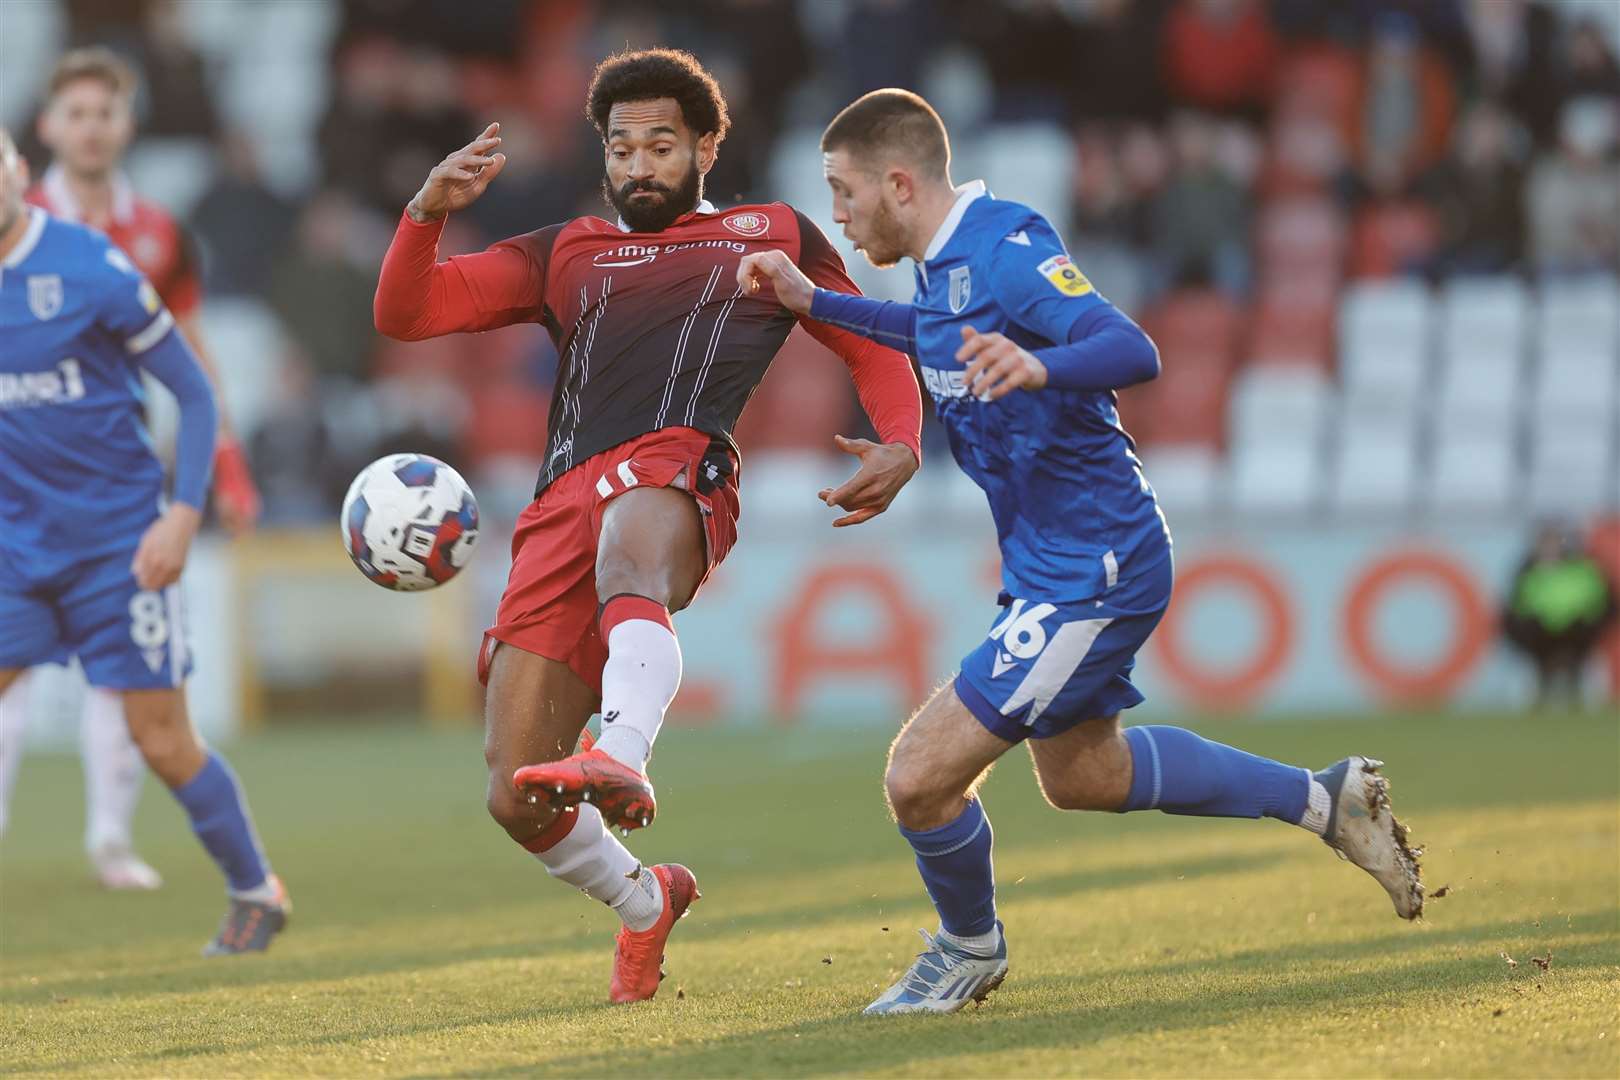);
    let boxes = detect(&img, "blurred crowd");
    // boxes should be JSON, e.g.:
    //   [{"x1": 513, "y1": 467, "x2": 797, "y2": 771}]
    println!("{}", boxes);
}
[{"x1": 7, "y1": 0, "x2": 1620, "y2": 525}]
